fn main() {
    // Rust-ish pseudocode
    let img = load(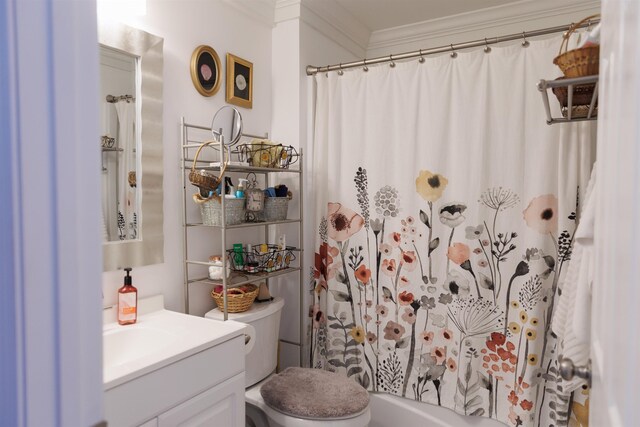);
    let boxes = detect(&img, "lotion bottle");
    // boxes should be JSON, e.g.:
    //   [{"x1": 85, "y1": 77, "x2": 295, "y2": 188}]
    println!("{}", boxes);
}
[{"x1": 118, "y1": 267, "x2": 138, "y2": 325}]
